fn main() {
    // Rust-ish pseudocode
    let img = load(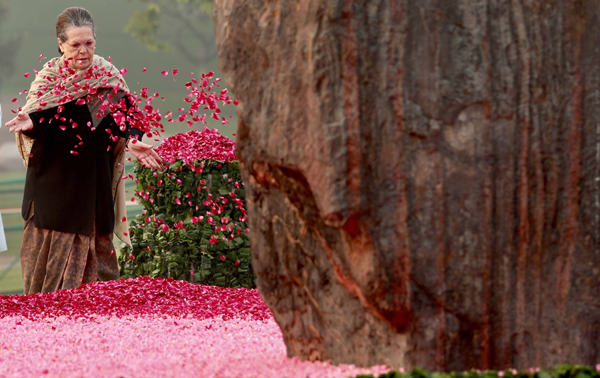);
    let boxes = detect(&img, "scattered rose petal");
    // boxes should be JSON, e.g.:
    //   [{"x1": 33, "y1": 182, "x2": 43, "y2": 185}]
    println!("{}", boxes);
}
[{"x1": 0, "y1": 277, "x2": 390, "y2": 377}]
